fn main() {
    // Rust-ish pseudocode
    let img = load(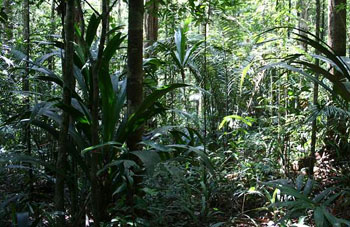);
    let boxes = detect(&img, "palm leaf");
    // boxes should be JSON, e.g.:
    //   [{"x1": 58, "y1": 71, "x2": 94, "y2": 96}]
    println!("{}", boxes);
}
[{"x1": 86, "y1": 14, "x2": 101, "y2": 47}]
